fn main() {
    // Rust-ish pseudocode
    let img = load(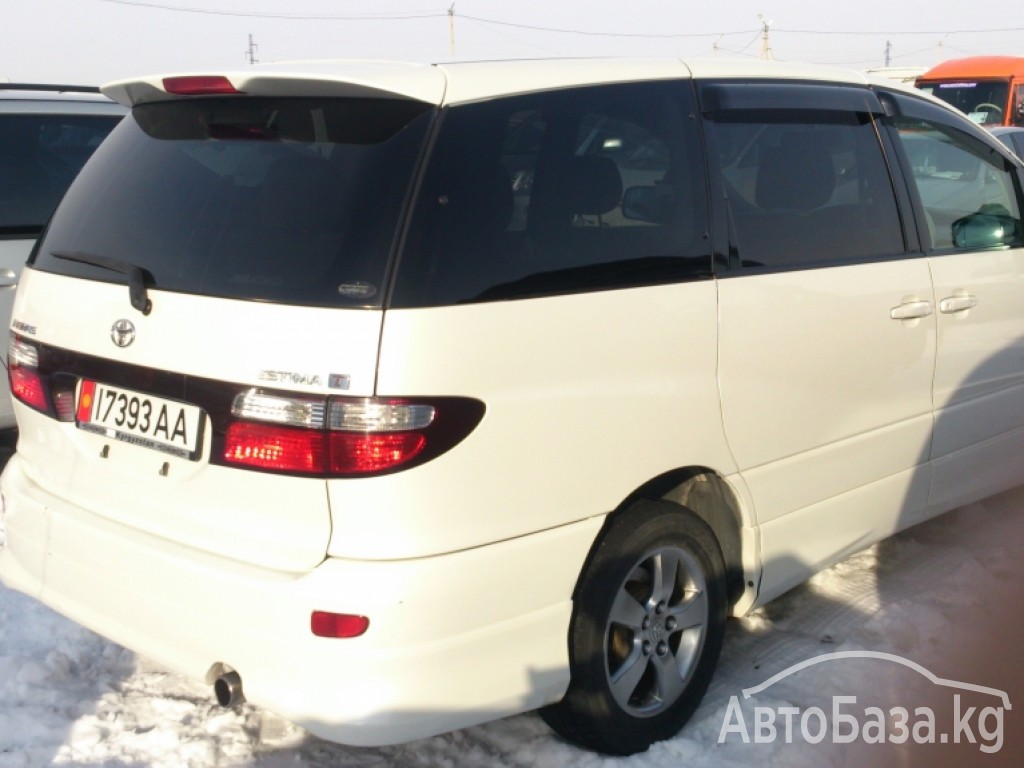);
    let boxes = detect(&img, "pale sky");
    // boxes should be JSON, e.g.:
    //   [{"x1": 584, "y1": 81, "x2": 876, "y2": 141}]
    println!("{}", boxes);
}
[{"x1": 1, "y1": 0, "x2": 1022, "y2": 86}]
